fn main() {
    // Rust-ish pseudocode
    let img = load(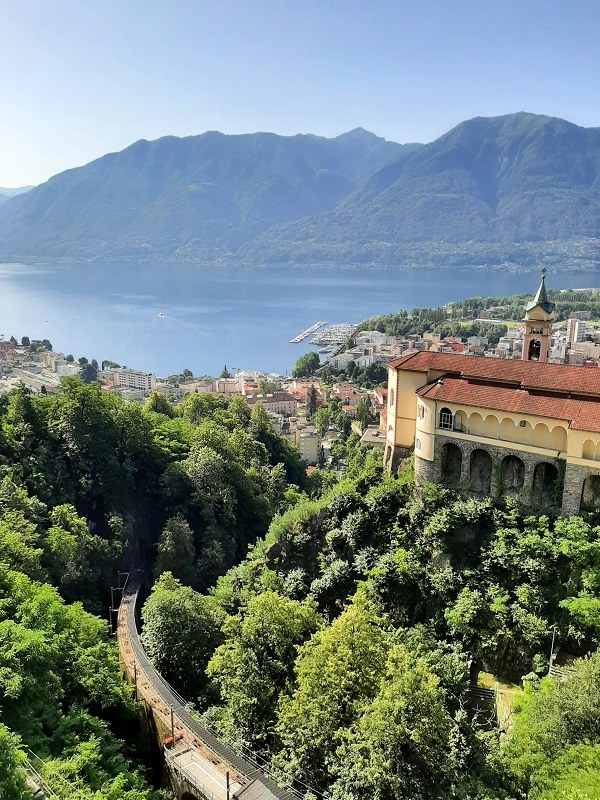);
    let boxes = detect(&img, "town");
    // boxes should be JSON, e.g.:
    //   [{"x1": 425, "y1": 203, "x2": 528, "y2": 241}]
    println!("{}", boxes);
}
[{"x1": 2, "y1": 284, "x2": 600, "y2": 480}]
